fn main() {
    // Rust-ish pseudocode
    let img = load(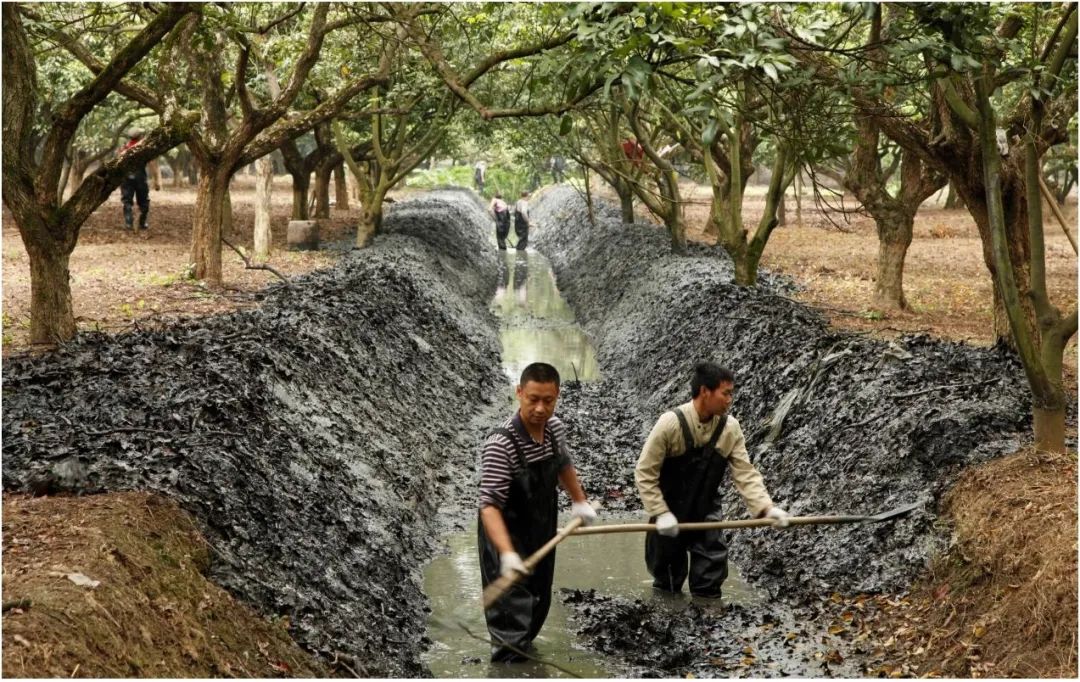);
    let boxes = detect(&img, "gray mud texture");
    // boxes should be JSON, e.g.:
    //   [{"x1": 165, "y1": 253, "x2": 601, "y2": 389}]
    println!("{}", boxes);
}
[
  {"x1": 2, "y1": 190, "x2": 506, "y2": 677},
  {"x1": 561, "y1": 587, "x2": 881, "y2": 677},
  {"x1": 528, "y1": 187, "x2": 1033, "y2": 673}
]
